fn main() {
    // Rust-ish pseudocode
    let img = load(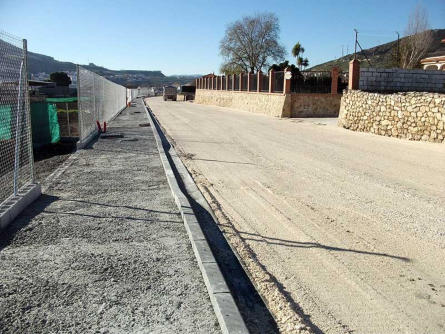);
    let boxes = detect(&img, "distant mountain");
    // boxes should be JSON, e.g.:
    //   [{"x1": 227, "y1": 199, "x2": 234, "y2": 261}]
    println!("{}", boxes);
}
[
  {"x1": 26, "y1": 49, "x2": 199, "y2": 87},
  {"x1": 309, "y1": 29, "x2": 445, "y2": 72}
]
